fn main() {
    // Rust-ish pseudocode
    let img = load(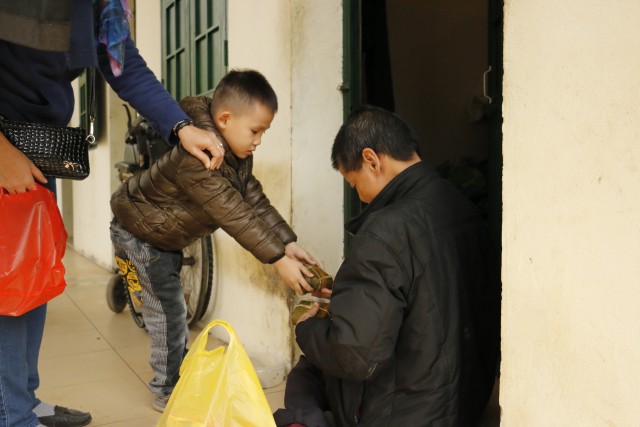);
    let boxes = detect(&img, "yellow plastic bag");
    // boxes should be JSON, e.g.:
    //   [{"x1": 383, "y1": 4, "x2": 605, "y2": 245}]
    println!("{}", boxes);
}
[{"x1": 157, "y1": 320, "x2": 277, "y2": 427}]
